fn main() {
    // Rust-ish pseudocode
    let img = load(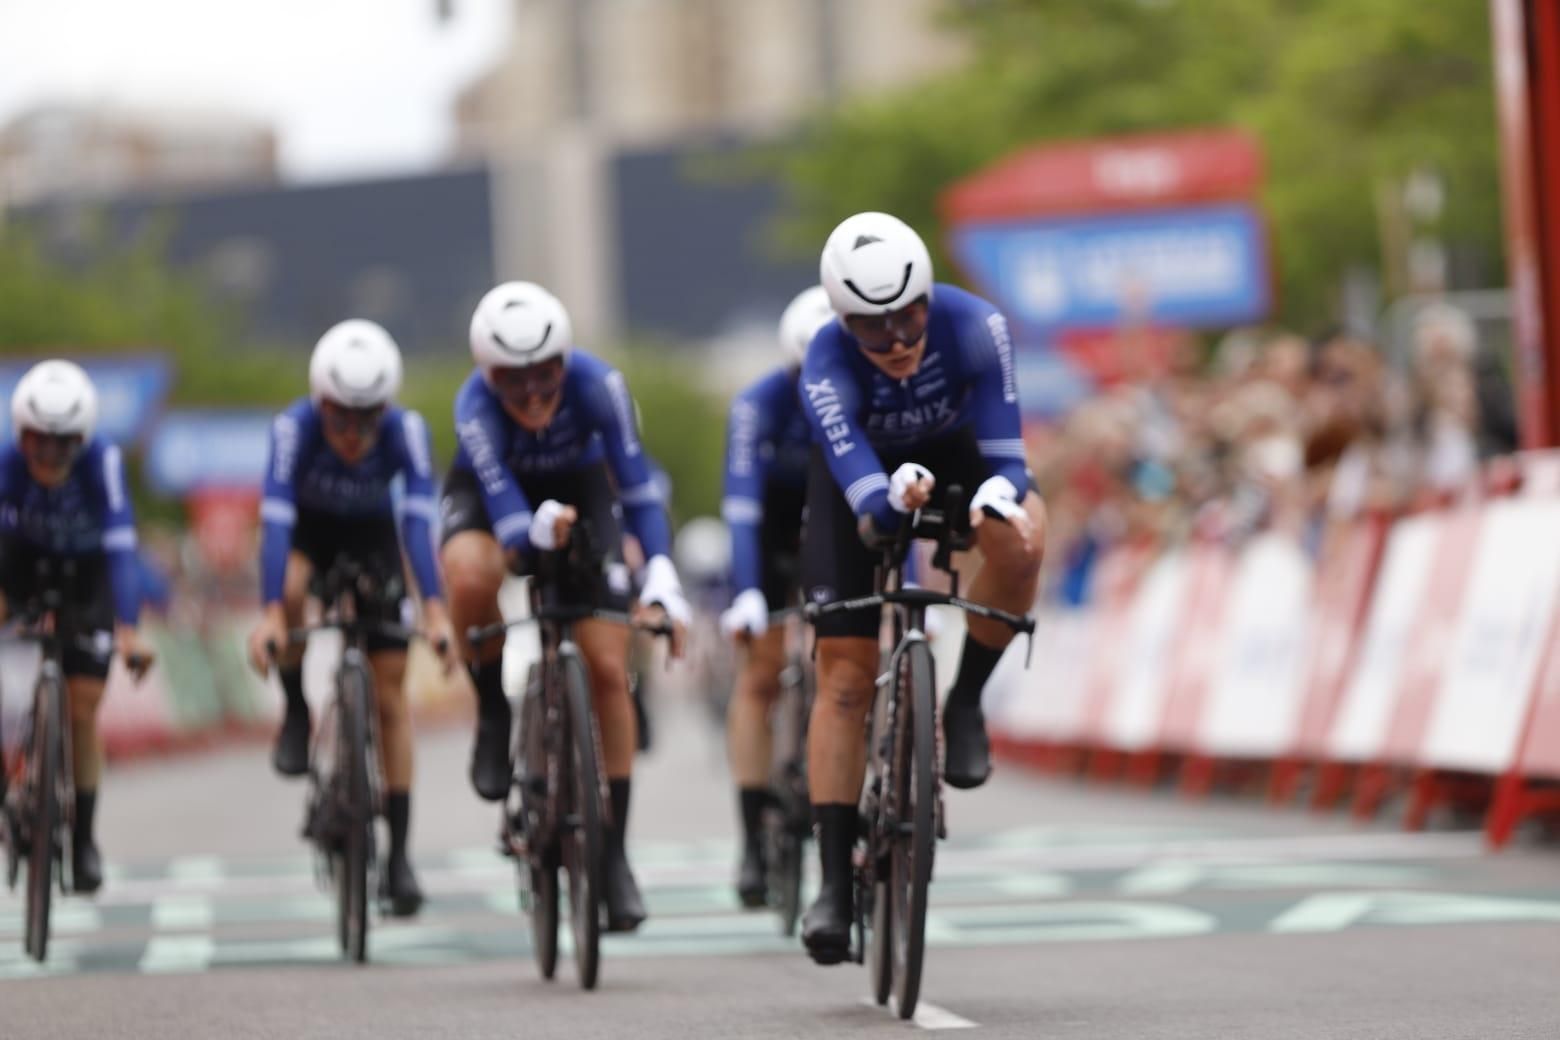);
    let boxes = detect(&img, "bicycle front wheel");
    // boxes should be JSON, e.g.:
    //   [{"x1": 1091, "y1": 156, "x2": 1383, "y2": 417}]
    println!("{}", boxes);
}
[
  {"x1": 889, "y1": 638, "x2": 936, "y2": 1020},
  {"x1": 336, "y1": 662, "x2": 374, "y2": 965},
  {"x1": 24, "y1": 673, "x2": 62, "y2": 963},
  {"x1": 559, "y1": 648, "x2": 604, "y2": 991}
]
